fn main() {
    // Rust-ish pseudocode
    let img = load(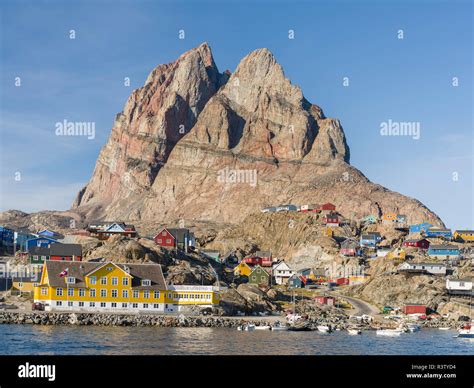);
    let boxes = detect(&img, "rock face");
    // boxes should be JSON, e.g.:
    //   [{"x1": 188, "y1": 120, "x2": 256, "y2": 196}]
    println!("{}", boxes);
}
[{"x1": 72, "y1": 43, "x2": 442, "y2": 226}]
